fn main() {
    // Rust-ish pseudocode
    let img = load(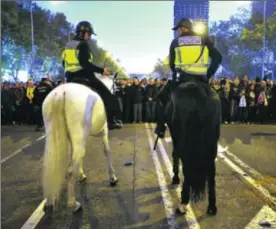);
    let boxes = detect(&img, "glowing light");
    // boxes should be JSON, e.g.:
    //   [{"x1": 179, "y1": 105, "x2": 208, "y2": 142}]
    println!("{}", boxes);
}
[{"x1": 194, "y1": 22, "x2": 206, "y2": 35}]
